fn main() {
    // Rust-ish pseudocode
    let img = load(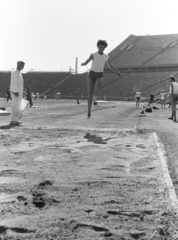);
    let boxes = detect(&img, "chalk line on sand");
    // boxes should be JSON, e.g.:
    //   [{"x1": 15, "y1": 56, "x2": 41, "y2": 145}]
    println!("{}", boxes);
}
[{"x1": 153, "y1": 132, "x2": 178, "y2": 212}]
